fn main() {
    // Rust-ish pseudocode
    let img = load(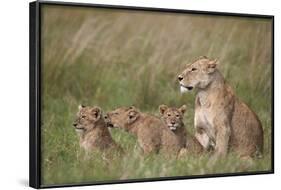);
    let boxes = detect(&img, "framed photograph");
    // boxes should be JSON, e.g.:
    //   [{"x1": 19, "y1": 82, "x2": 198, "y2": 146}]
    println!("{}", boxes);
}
[{"x1": 29, "y1": 1, "x2": 274, "y2": 188}]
